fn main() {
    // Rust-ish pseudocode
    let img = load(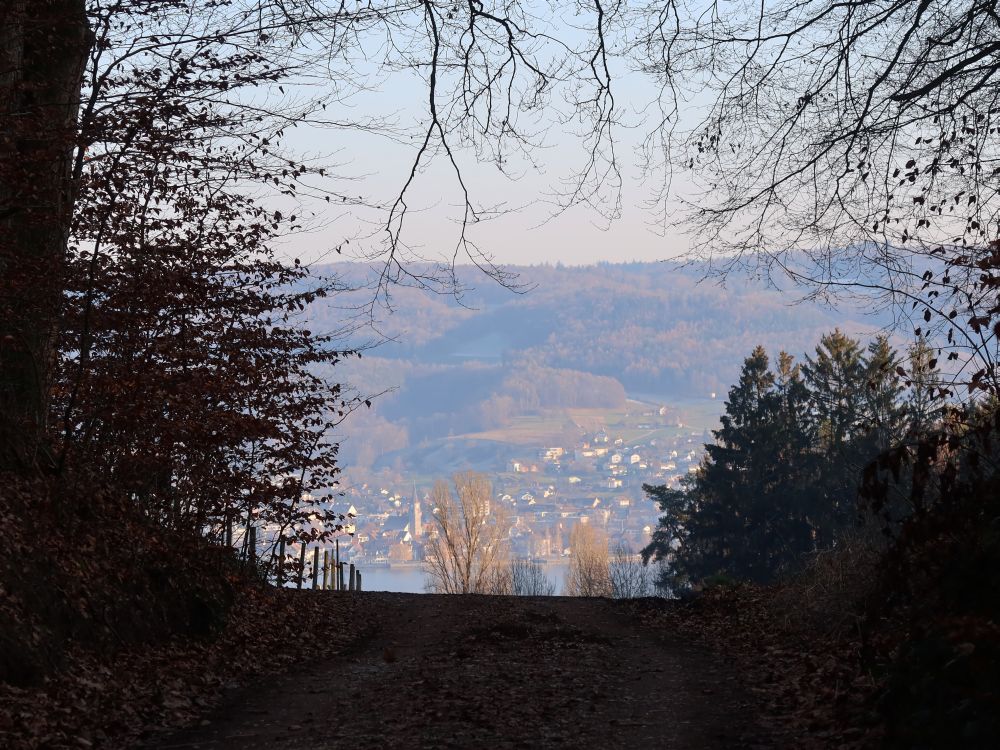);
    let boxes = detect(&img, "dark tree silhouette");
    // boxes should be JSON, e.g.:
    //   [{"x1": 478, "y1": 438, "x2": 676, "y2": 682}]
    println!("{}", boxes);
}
[
  {"x1": 1, "y1": 0, "x2": 619, "y2": 473},
  {"x1": 0, "y1": 1, "x2": 92, "y2": 469},
  {"x1": 643, "y1": 332, "x2": 921, "y2": 589}
]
